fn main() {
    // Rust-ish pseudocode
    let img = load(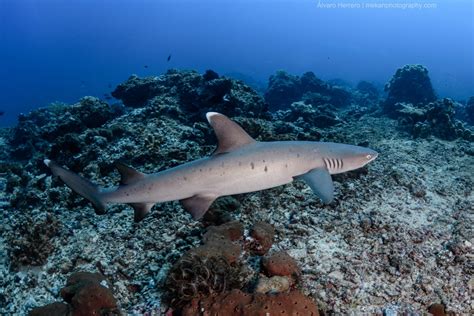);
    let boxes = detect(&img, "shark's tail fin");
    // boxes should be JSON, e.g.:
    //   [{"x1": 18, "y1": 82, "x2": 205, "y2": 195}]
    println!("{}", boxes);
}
[{"x1": 44, "y1": 159, "x2": 107, "y2": 214}]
